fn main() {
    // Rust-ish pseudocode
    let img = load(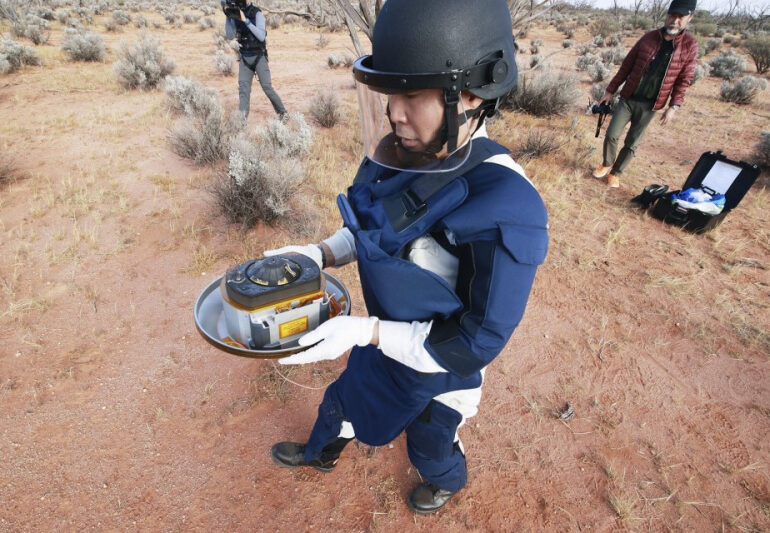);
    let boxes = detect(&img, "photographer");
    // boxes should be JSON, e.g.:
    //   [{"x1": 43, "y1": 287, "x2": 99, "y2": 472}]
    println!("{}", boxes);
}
[
  {"x1": 592, "y1": 0, "x2": 698, "y2": 188},
  {"x1": 221, "y1": 0, "x2": 286, "y2": 119}
]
